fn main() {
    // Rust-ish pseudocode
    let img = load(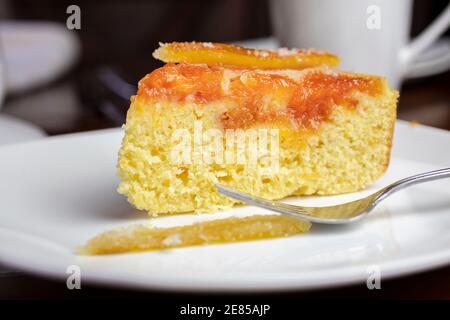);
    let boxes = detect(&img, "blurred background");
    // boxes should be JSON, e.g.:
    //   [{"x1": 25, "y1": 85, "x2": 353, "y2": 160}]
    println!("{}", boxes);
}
[{"x1": 0, "y1": 0, "x2": 449, "y2": 143}]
